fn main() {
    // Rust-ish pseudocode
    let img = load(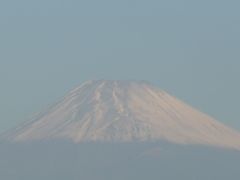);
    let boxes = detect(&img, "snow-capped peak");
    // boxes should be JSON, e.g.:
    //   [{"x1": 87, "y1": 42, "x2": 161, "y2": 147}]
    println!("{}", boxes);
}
[{"x1": 2, "y1": 79, "x2": 240, "y2": 150}]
